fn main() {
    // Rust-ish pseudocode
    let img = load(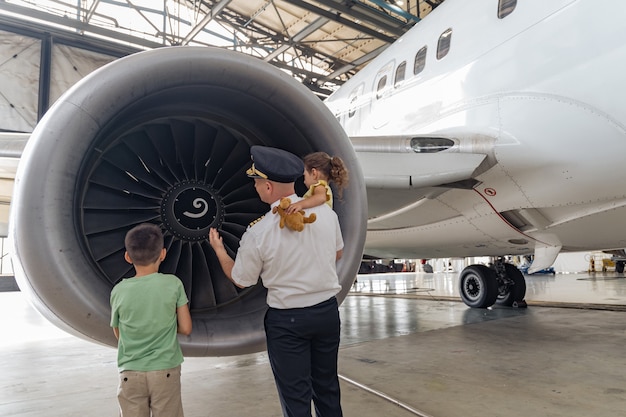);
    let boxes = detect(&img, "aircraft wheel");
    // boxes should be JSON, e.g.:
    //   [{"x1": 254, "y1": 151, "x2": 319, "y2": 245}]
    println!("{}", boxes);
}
[
  {"x1": 496, "y1": 263, "x2": 527, "y2": 306},
  {"x1": 616, "y1": 261, "x2": 625, "y2": 273},
  {"x1": 459, "y1": 265, "x2": 498, "y2": 308}
]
